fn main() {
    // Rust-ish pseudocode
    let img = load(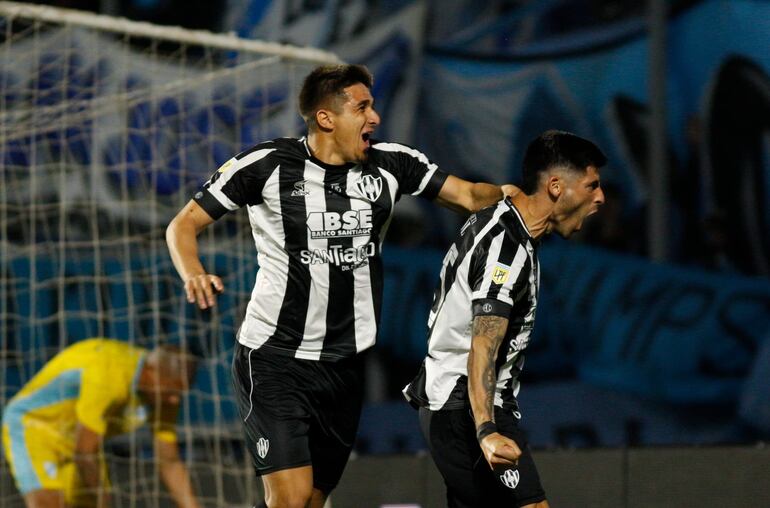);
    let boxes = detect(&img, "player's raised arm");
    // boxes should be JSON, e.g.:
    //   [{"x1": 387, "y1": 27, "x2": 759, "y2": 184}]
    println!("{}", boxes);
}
[
  {"x1": 435, "y1": 175, "x2": 520, "y2": 214},
  {"x1": 467, "y1": 314, "x2": 522, "y2": 470},
  {"x1": 166, "y1": 200, "x2": 224, "y2": 310}
]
